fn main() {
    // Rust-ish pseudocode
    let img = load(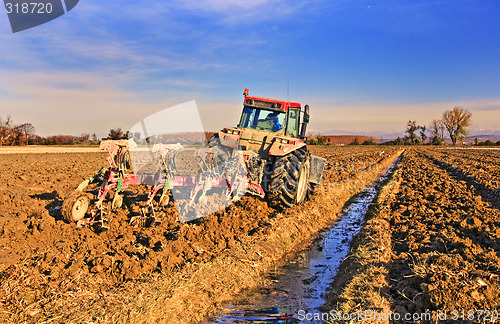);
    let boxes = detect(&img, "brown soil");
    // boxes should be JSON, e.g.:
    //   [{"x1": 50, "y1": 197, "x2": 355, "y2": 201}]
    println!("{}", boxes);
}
[
  {"x1": 325, "y1": 147, "x2": 500, "y2": 322},
  {"x1": 0, "y1": 146, "x2": 400, "y2": 323}
]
